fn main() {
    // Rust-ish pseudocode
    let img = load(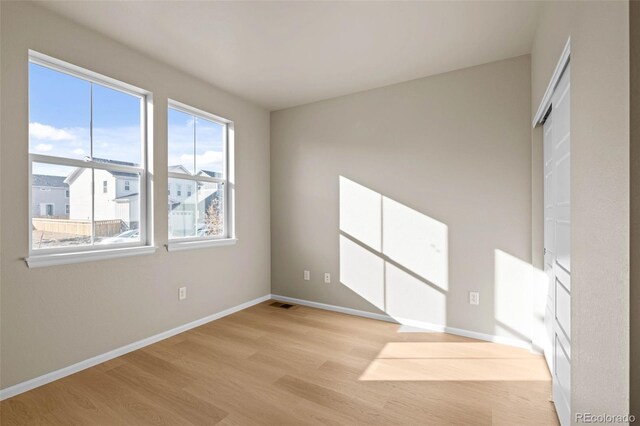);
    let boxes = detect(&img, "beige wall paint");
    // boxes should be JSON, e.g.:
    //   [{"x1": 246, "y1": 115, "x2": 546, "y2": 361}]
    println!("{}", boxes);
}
[
  {"x1": 531, "y1": 1, "x2": 630, "y2": 420},
  {"x1": 0, "y1": 2, "x2": 270, "y2": 389},
  {"x1": 271, "y1": 55, "x2": 532, "y2": 344}
]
